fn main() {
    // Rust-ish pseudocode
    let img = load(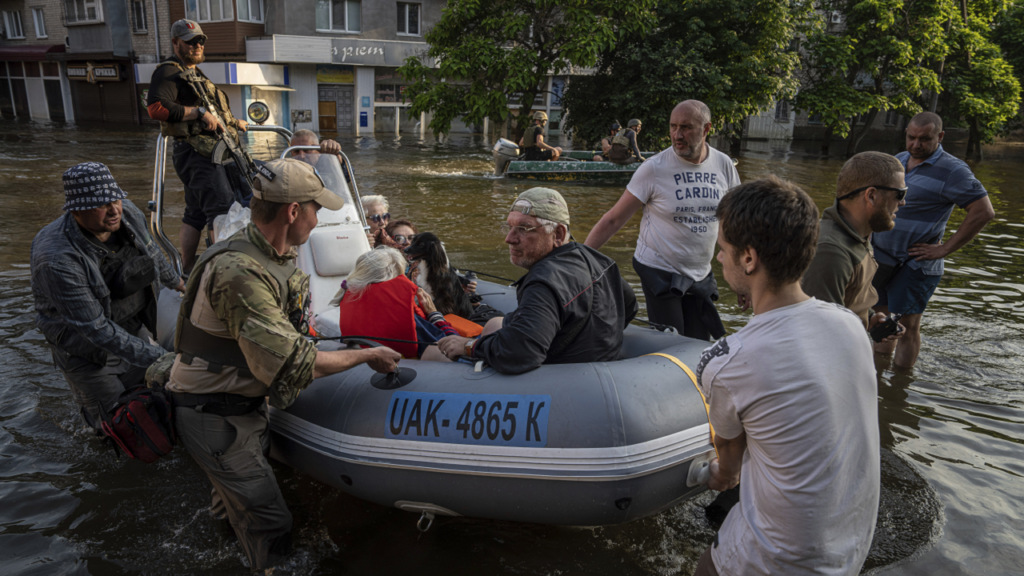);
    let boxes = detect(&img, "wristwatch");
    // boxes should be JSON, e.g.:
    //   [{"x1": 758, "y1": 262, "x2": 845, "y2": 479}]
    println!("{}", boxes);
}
[
  {"x1": 197, "y1": 106, "x2": 208, "y2": 117},
  {"x1": 464, "y1": 338, "x2": 477, "y2": 358}
]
